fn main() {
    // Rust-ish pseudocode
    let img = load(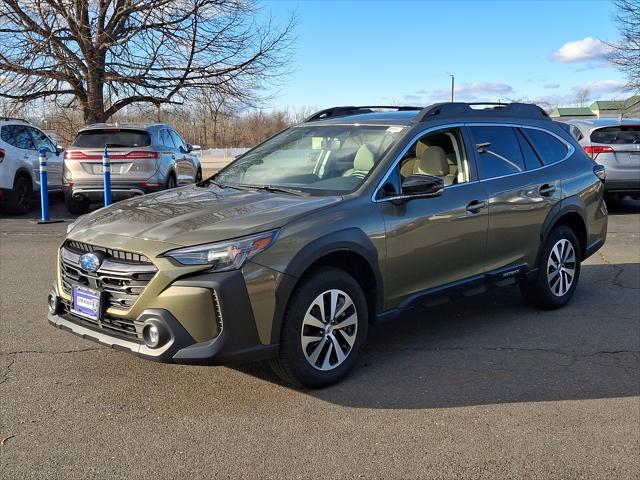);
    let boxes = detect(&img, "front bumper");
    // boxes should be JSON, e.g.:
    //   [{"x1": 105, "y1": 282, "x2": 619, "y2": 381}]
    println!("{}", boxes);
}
[{"x1": 48, "y1": 269, "x2": 279, "y2": 365}]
